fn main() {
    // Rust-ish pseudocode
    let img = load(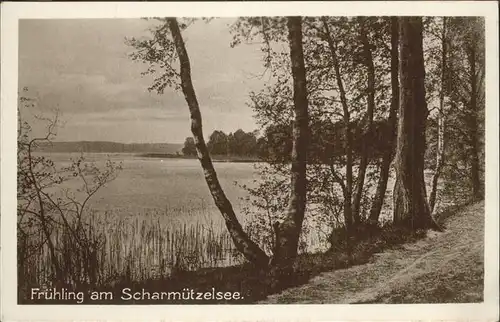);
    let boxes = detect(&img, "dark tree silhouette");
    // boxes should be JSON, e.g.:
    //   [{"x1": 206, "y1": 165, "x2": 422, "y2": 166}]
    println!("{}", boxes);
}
[
  {"x1": 368, "y1": 17, "x2": 399, "y2": 224},
  {"x1": 352, "y1": 17, "x2": 376, "y2": 225},
  {"x1": 182, "y1": 137, "x2": 197, "y2": 156},
  {"x1": 392, "y1": 17, "x2": 441, "y2": 231}
]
